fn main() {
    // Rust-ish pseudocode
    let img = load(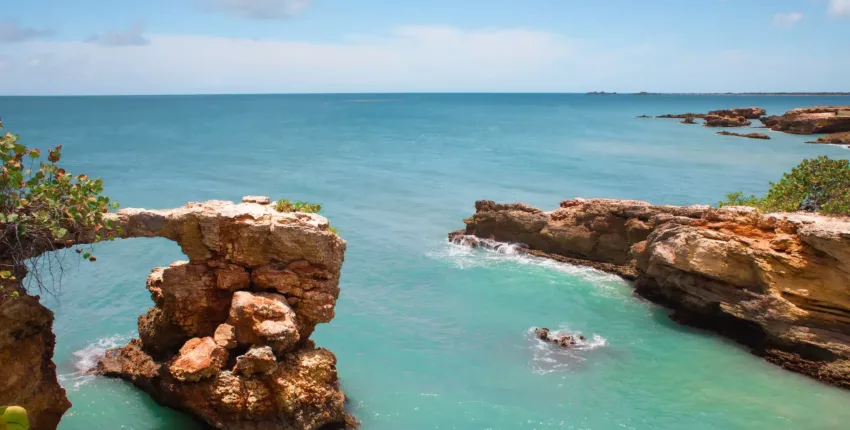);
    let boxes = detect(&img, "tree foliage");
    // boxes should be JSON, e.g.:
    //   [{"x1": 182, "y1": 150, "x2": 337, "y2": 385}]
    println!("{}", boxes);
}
[
  {"x1": 274, "y1": 198, "x2": 322, "y2": 214},
  {"x1": 719, "y1": 156, "x2": 850, "y2": 215},
  {"x1": 0, "y1": 119, "x2": 119, "y2": 295}
]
